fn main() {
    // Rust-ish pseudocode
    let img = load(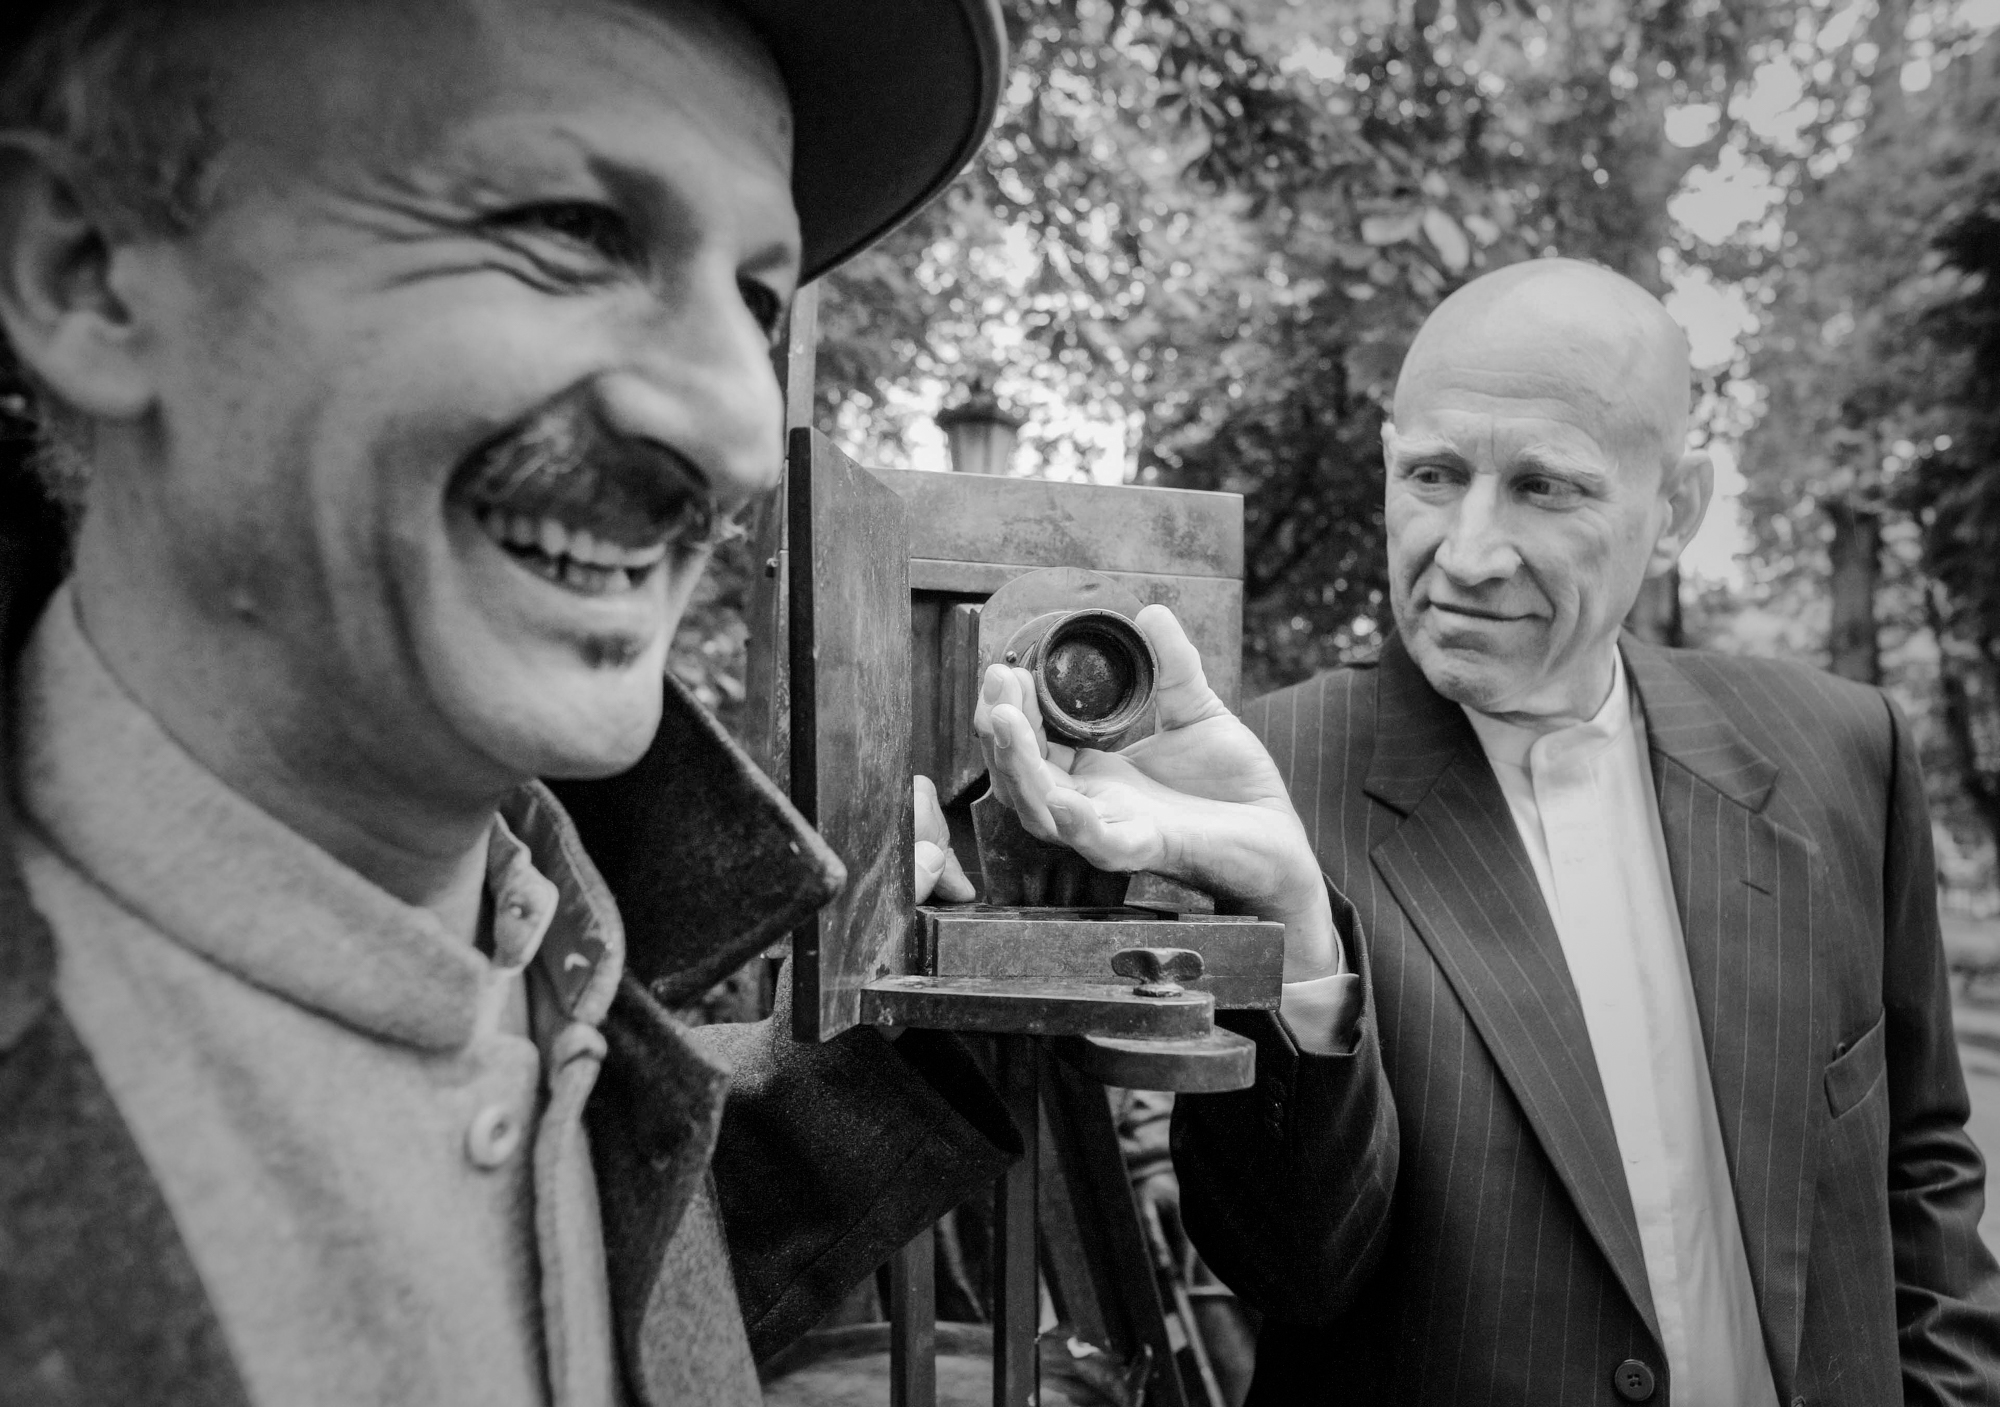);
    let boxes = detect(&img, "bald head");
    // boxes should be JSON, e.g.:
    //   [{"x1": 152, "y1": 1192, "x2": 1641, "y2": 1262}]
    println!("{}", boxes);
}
[
  {"x1": 1394, "y1": 259, "x2": 1694, "y2": 479},
  {"x1": 1380, "y1": 258, "x2": 1711, "y2": 729}
]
